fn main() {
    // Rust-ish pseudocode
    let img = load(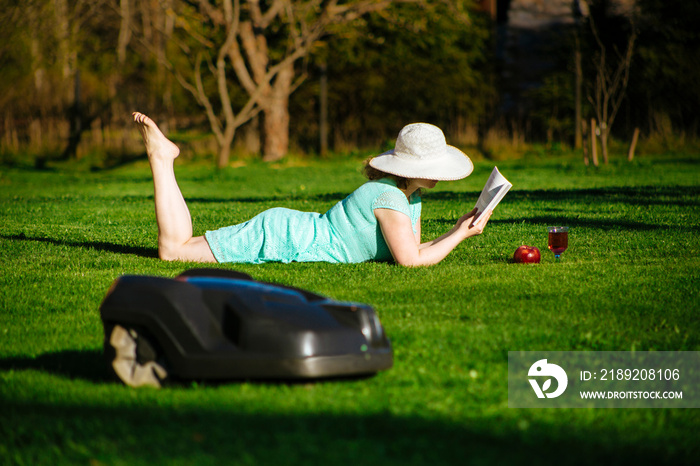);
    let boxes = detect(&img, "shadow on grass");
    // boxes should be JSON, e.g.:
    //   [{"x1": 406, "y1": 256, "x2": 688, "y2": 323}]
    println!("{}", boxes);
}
[
  {"x1": 18, "y1": 185, "x2": 694, "y2": 210},
  {"x1": 184, "y1": 185, "x2": 700, "y2": 209},
  {"x1": 1, "y1": 391, "x2": 692, "y2": 464},
  {"x1": 429, "y1": 215, "x2": 698, "y2": 232},
  {"x1": 186, "y1": 192, "x2": 349, "y2": 205},
  {"x1": 0, "y1": 349, "x2": 113, "y2": 383},
  {"x1": 0, "y1": 347, "x2": 382, "y2": 387},
  {"x1": 1, "y1": 350, "x2": 695, "y2": 463},
  {"x1": 1, "y1": 233, "x2": 158, "y2": 258},
  {"x1": 429, "y1": 185, "x2": 700, "y2": 208},
  {"x1": 512, "y1": 215, "x2": 700, "y2": 232}
]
